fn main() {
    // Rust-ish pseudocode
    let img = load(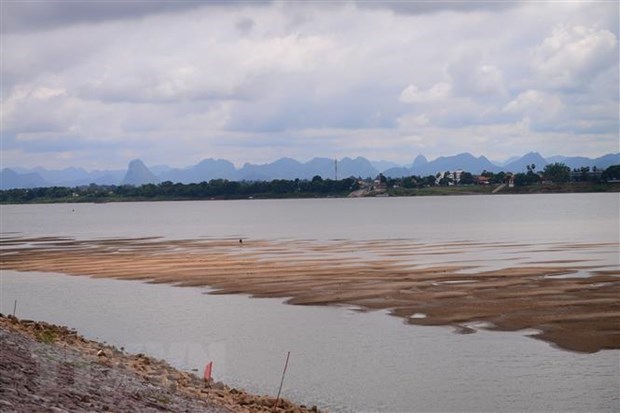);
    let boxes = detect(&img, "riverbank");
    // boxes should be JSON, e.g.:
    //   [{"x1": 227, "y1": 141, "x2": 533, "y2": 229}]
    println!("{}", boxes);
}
[
  {"x1": 2, "y1": 235, "x2": 618, "y2": 353},
  {"x1": 0, "y1": 315, "x2": 321, "y2": 413},
  {"x1": 1, "y1": 181, "x2": 618, "y2": 204},
  {"x1": 386, "y1": 181, "x2": 620, "y2": 197}
]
